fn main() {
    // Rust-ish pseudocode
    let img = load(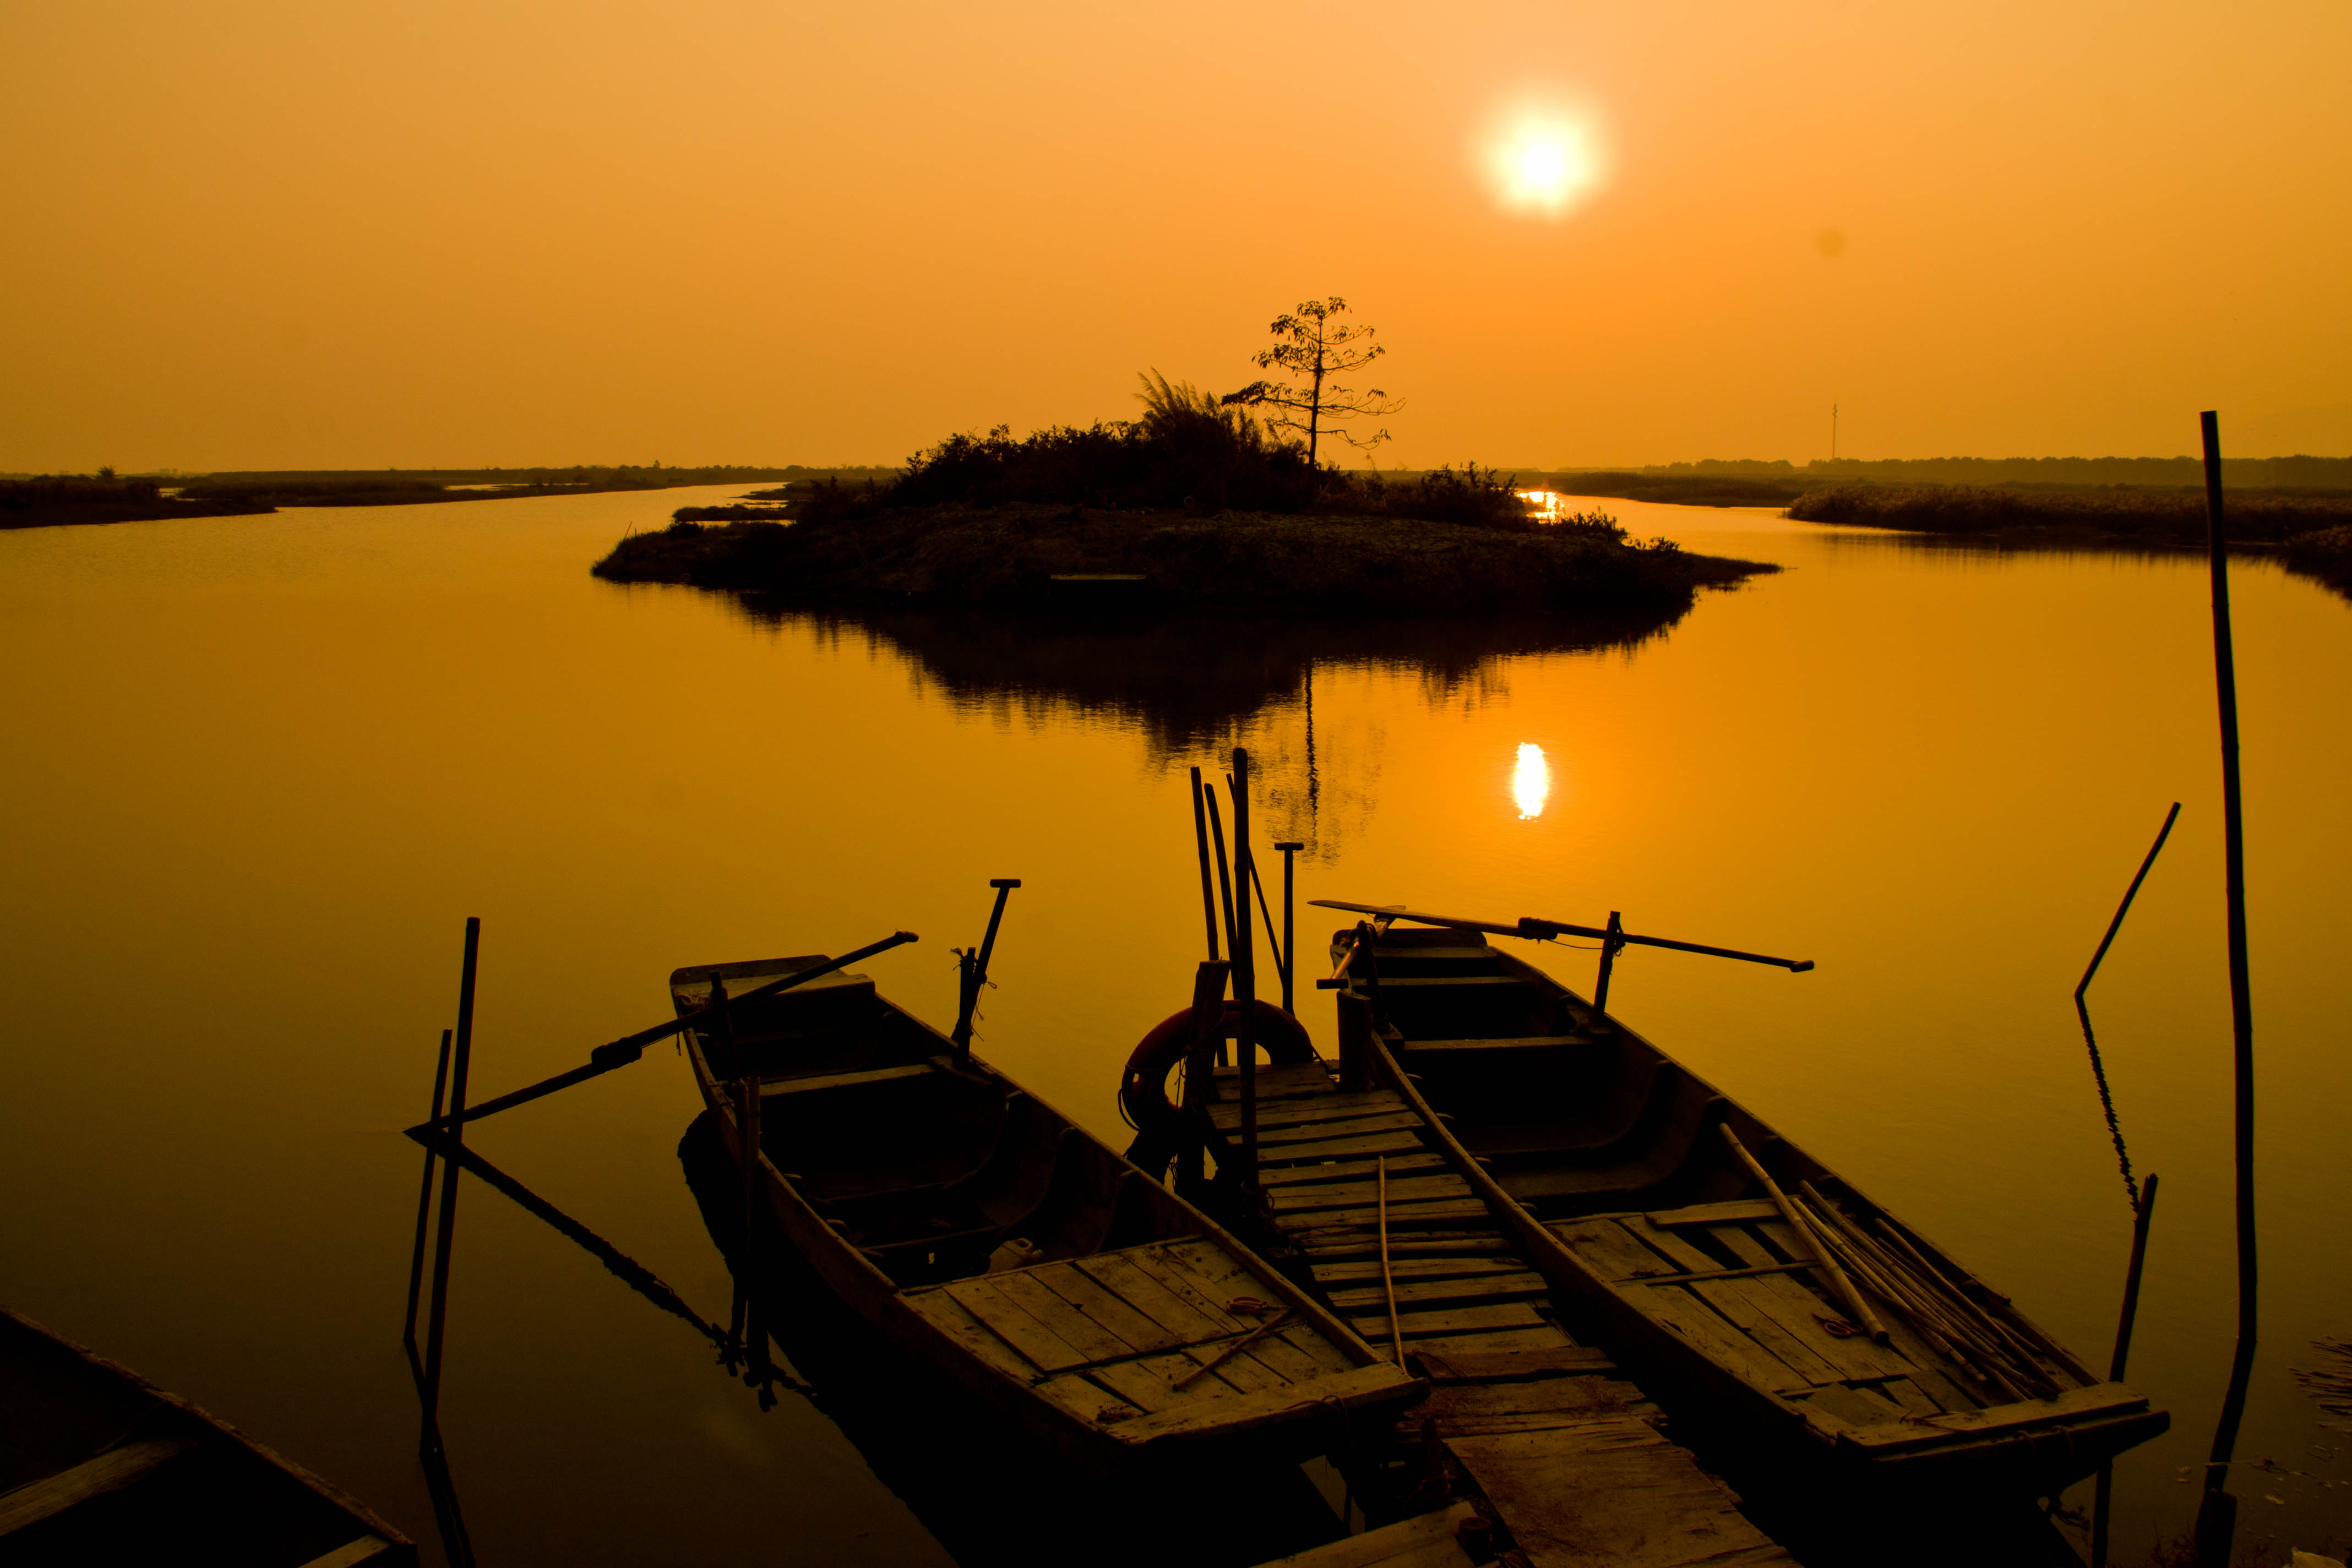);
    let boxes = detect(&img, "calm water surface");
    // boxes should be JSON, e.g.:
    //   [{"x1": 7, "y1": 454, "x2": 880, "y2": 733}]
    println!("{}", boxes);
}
[{"x1": 2, "y1": 489, "x2": 2346, "y2": 1564}]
